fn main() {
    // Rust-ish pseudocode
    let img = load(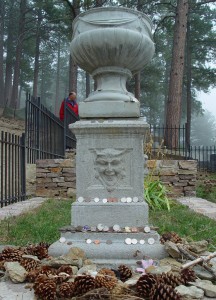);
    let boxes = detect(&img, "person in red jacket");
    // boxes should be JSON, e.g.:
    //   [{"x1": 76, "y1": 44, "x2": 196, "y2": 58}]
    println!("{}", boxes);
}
[{"x1": 59, "y1": 91, "x2": 79, "y2": 120}]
